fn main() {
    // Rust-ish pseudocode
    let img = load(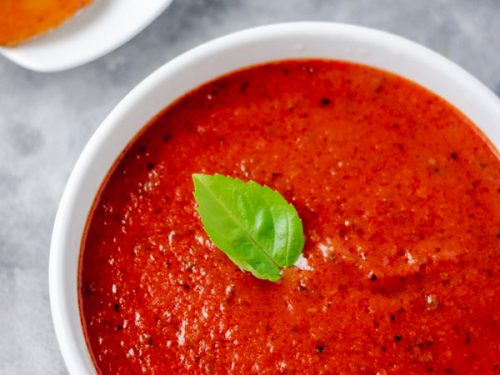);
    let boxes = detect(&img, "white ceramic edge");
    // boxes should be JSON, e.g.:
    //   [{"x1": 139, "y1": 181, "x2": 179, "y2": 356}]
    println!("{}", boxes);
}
[
  {"x1": 49, "y1": 22, "x2": 500, "y2": 375},
  {"x1": 0, "y1": 0, "x2": 172, "y2": 73}
]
